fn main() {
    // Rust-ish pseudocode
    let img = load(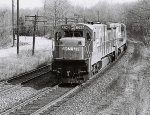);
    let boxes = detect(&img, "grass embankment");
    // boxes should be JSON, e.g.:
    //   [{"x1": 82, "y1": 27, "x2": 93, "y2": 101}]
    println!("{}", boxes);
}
[
  {"x1": 0, "y1": 49, "x2": 52, "y2": 81},
  {"x1": 100, "y1": 41, "x2": 150, "y2": 114}
]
